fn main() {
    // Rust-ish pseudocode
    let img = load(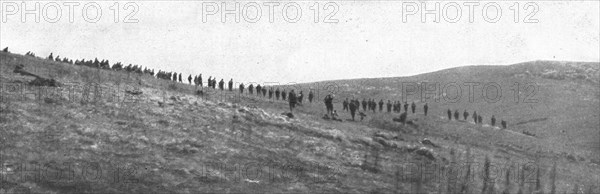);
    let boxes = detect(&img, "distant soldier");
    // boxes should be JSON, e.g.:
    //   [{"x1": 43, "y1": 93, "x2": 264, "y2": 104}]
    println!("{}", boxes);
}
[
  {"x1": 378, "y1": 99, "x2": 384, "y2": 112},
  {"x1": 239, "y1": 83, "x2": 245, "y2": 93},
  {"x1": 424, "y1": 103, "x2": 429, "y2": 116},
  {"x1": 256, "y1": 85, "x2": 262, "y2": 96},
  {"x1": 399, "y1": 112, "x2": 407, "y2": 125},
  {"x1": 218, "y1": 79, "x2": 224, "y2": 90},
  {"x1": 404, "y1": 102, "x2": 409, "y2": 112},
  {"x1": 473, "y1": 111, "x2": 478, "y2": 123},
  {"x1": 228, "y1": 79, "x2": 233, "y2": 91},
  {"x1": 386, "y1": 100, "x2": 392, "y2": 113},
  {"x1": 268, "y1": 88, "x2": 273, "y2": 99},
  {"x1": 411, "y1": 102, "x2": 416, "y2": 114},
  {"x1": 212, "y1": 78, "x2": 217, "y2": 89},
  {"x1": 308, "y1": 91, "x2": 314, "y2": 103},
  {"x1": 447, "y1": 109, "x2": 452, "y2": 120},
  {"x1": 491, "y1": 115, "x2": 496, "y2": 126},
  {"x1": 454, "y1": 110, "x2": 459, "y2": 120},
  {"x1": 477, "y1": 115, "x2": 483, "y2": 124},
  {"x1": 188, "y1": 75, "x2": 192, "y2": 84},
  {"x1": 275, "y1": 88, "x2": 281, "y2": 100},
  {"x1": 288, "y1": 90, "x2": 297, "y2": 113},
  {"x1": 359, "y1": 112, "x2": 367, "y2": 121},
  {"x1": 193, "y1": 76, "x2": 198, "y2": 86},
  {"x1": 463, "y1": 110, "x2": 469, "y2": 120},
  {"x1": 262, "y1": 87, "x2": 267, "y2": 97},
  {"x1": 362, "y1": 99, "x2": 367, "y2": 111},
  {"x1": 179, "y1": 73, "x2": 182, "y2": 83},
  {"x1": 282, "y1": 90, "x2": 287, "y2": 100},
  {"x1": 349, "y1": 99, "x2": 358, "y2": 121},
  {"x1": 371, "y1": 99, "x2": 376, "y2": 113},
  {"x1": 343, "y1": 98, "x2": 349, "y2": 111},
  {"x1": 501, "y1": 120, "x2": 507, "y2": 129},
  {"x1": 298, "y1": 91, "x2": 303, "y2": 104},
  {"x1": 249, "y1": 84, "x2": 254, "y2": 94},
  {"x1": 324, "y1": 94, "x2": 334, "y2": 115},
  {"x1": 174, "y1": 73, "x2": 179, "y2": 82}
]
